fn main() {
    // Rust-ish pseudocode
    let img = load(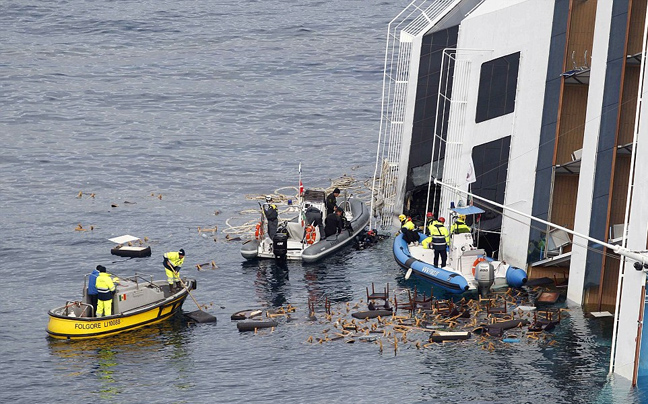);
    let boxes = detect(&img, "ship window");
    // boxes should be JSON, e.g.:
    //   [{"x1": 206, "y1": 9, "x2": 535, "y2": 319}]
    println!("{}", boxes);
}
[{"x1": 476, "y1": 52, "x2": 520, "y2": 123}]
